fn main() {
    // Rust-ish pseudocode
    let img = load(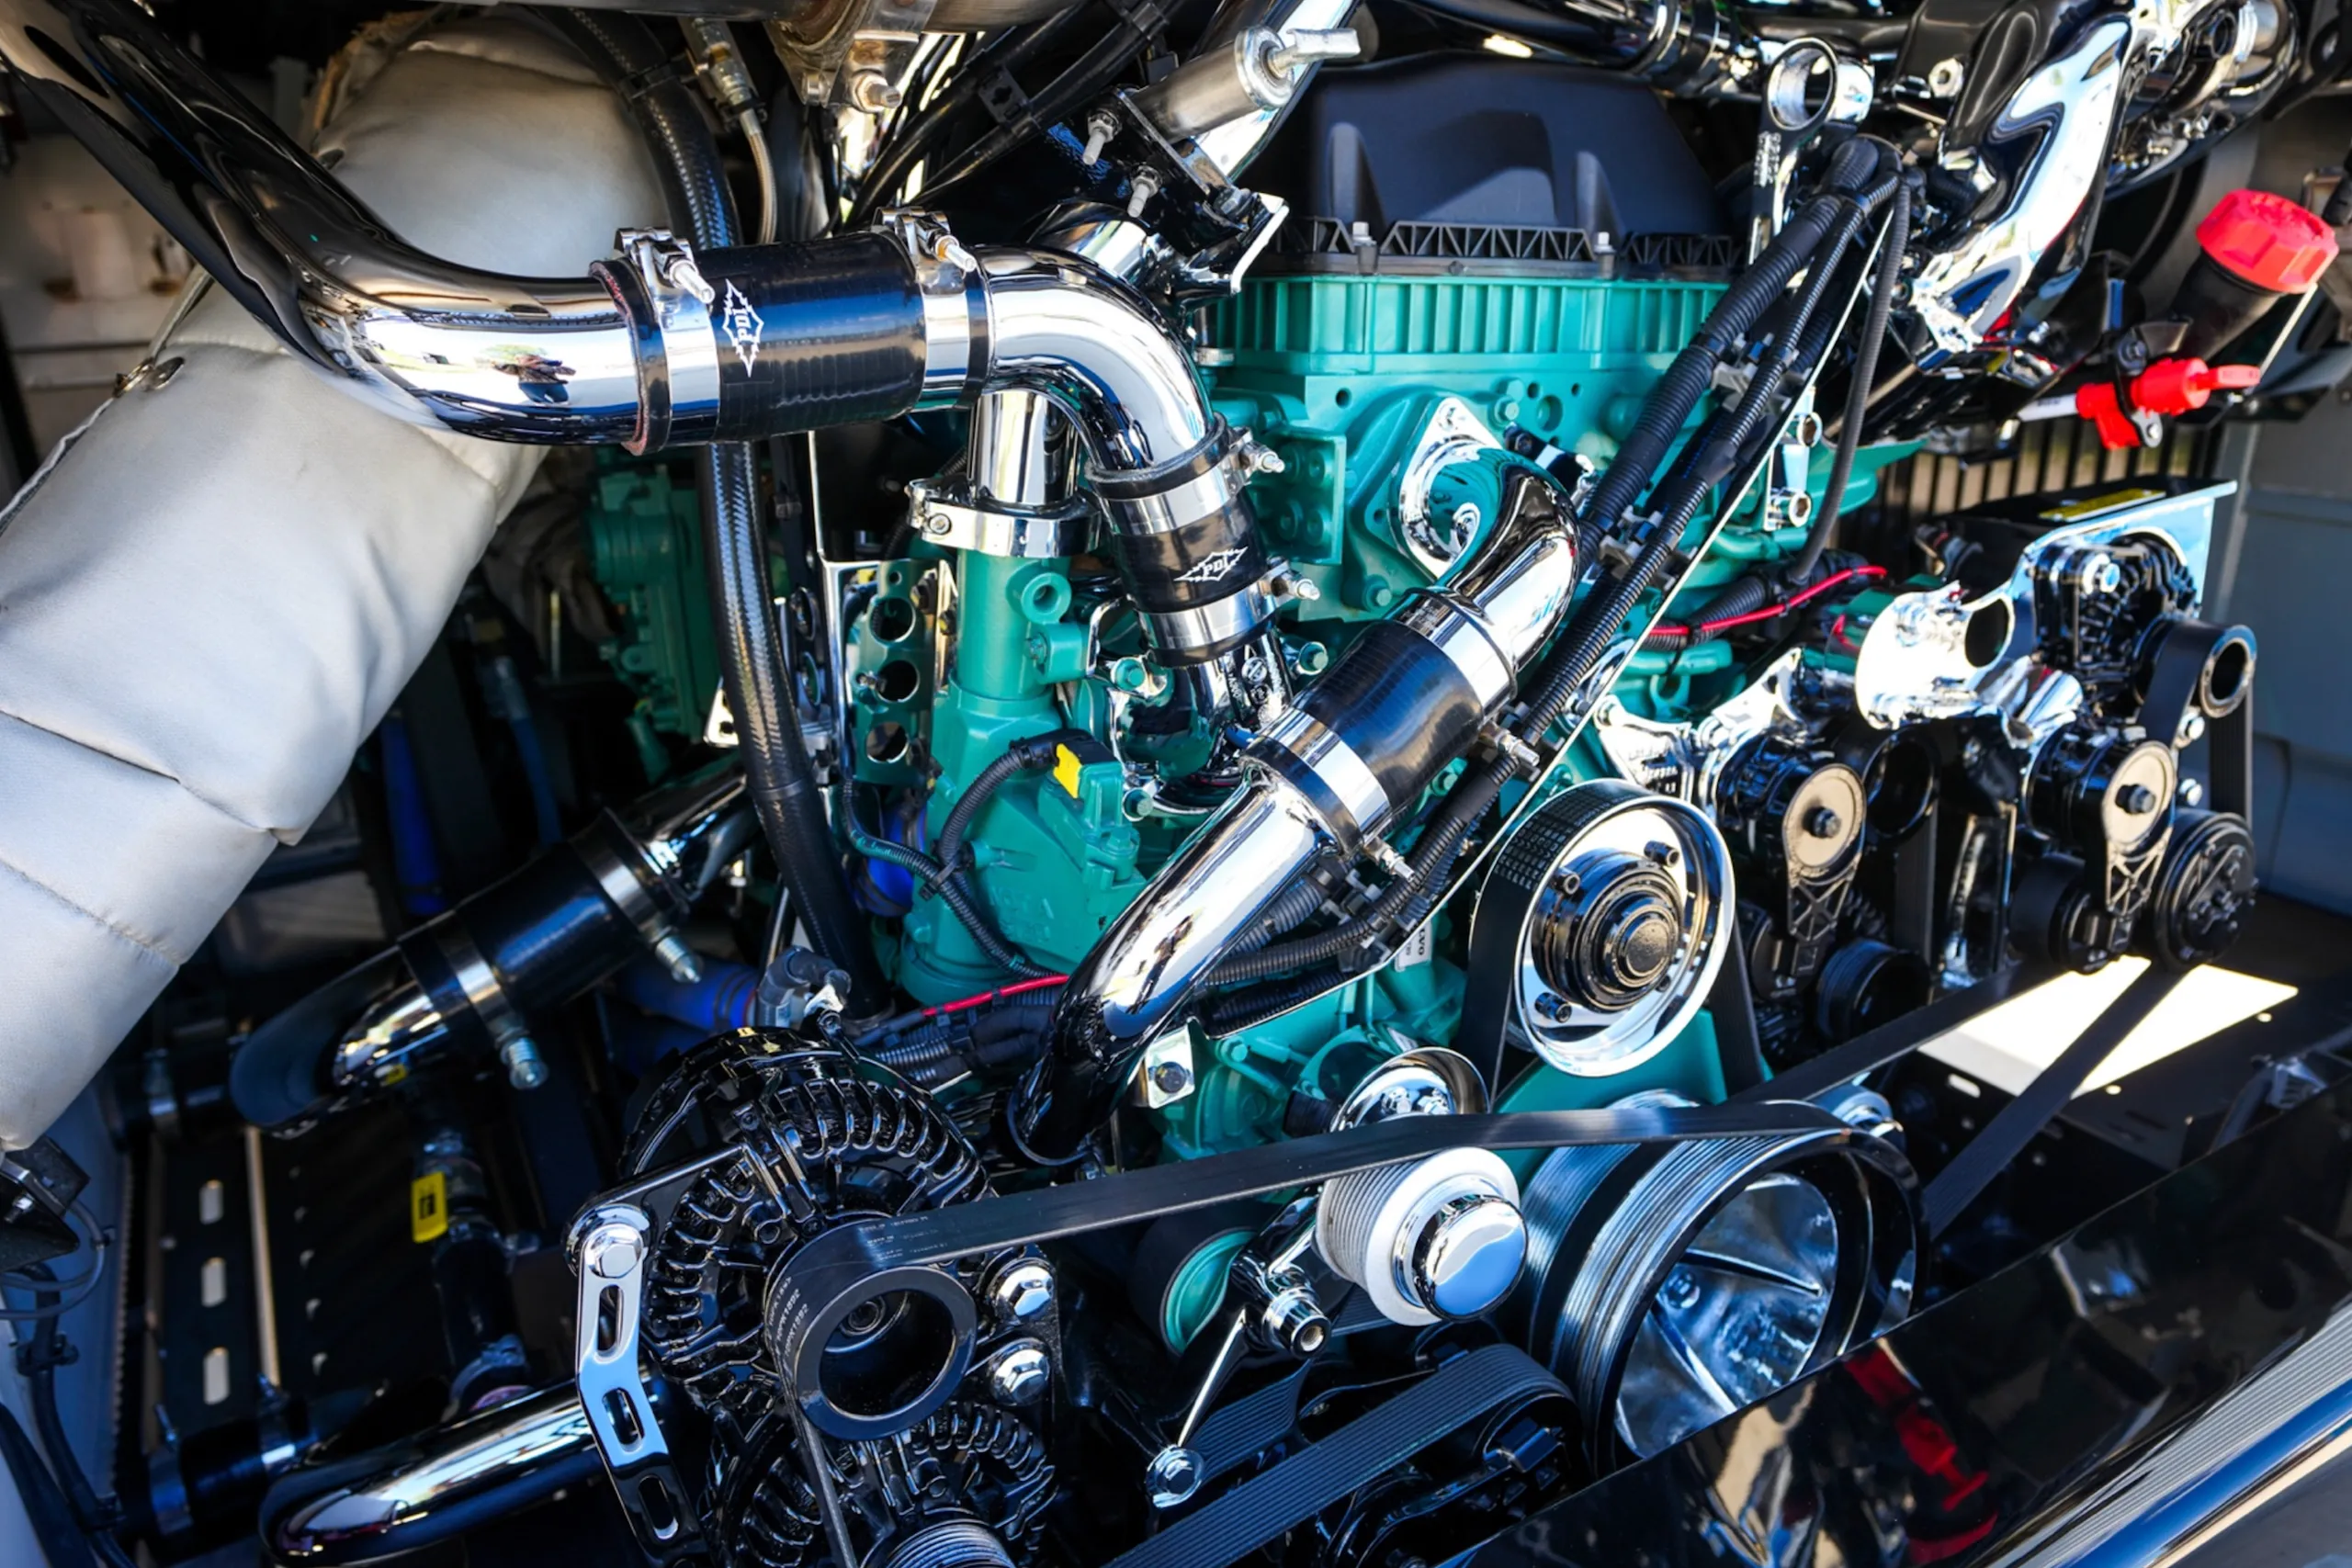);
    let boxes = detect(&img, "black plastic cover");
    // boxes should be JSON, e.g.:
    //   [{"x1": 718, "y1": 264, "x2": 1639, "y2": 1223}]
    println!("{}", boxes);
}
[{"x1": 1250, "y1": 54, "x2": 1725, "y2": 250}]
